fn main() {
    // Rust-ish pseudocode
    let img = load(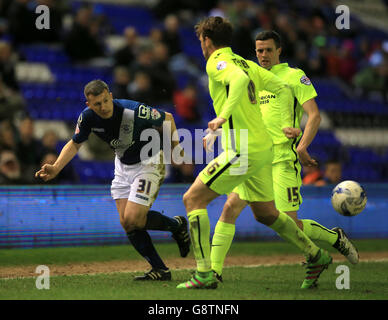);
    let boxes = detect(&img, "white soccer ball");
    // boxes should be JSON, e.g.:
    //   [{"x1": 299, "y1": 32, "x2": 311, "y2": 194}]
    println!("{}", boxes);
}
[{"x1": 331, "y1": 180, "x2": 367, "y2": 216}]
